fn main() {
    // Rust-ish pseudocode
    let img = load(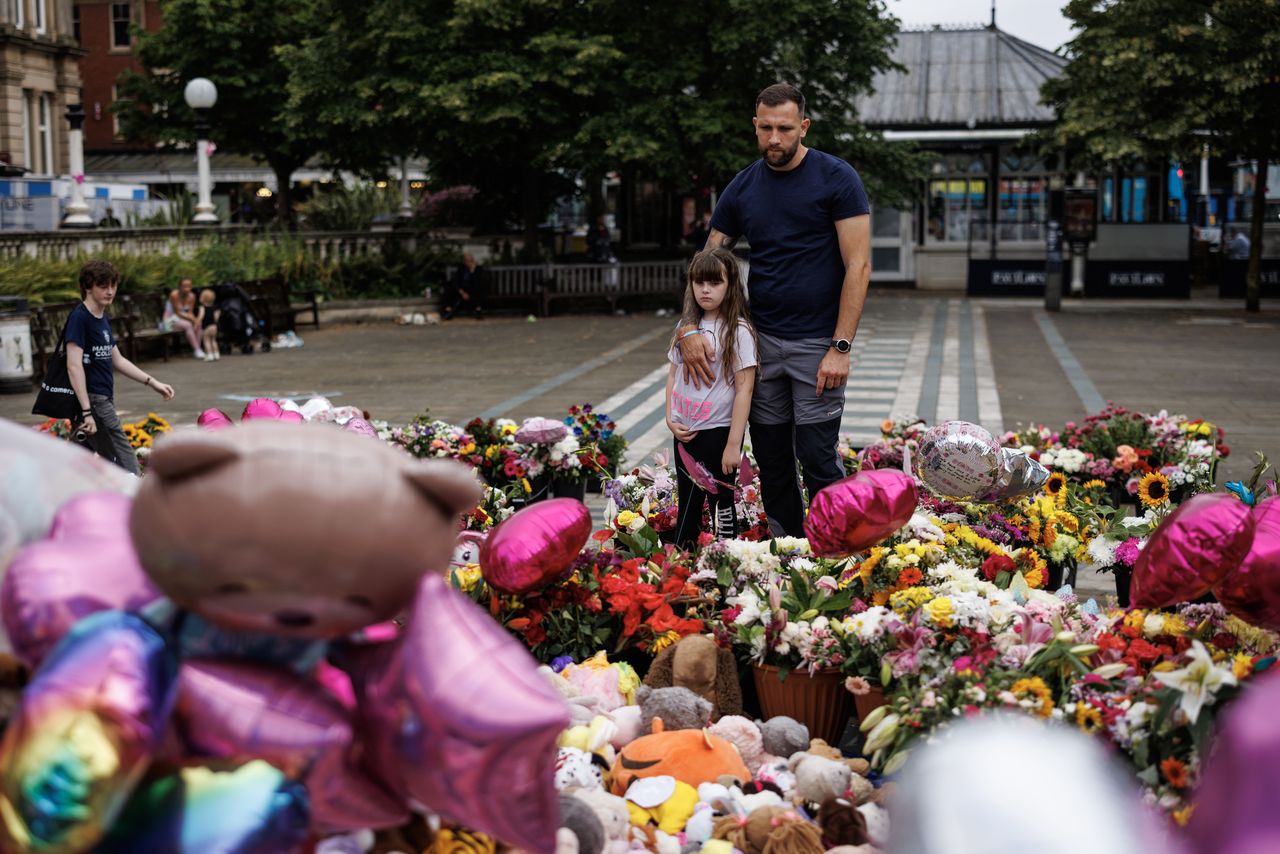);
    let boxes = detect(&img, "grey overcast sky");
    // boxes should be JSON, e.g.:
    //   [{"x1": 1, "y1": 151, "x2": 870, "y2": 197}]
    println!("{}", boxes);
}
[{"x1": 888, "y1": 0, "x2": 1075, "y2": 51}]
